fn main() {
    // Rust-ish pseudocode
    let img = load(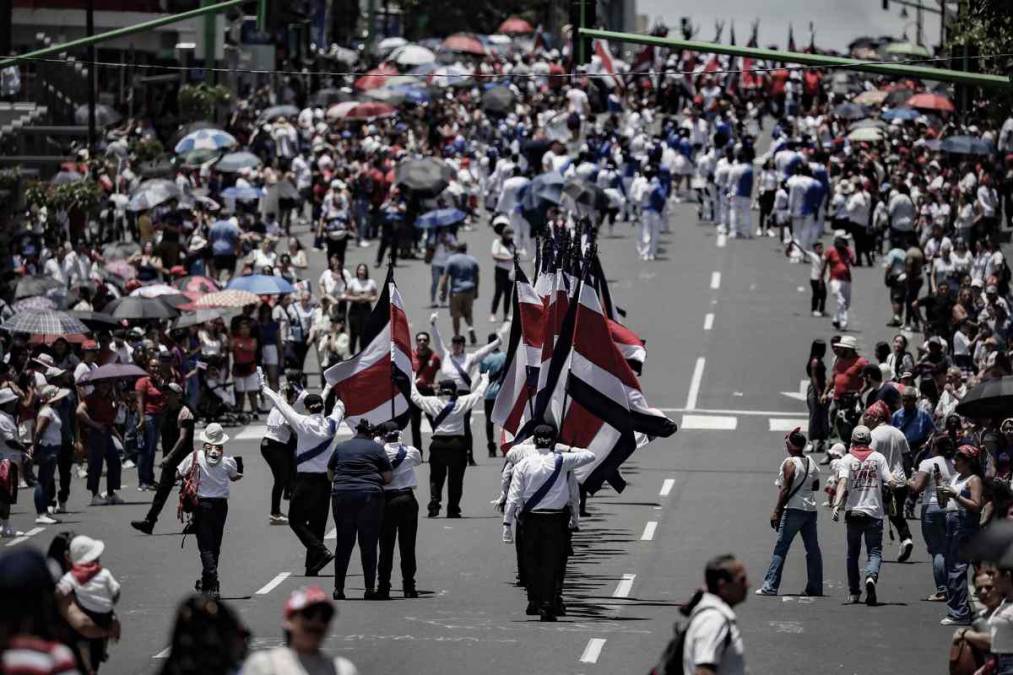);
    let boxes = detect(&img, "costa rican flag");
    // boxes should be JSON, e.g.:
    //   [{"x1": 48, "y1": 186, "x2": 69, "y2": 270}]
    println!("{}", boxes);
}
[{"x1": 323, "y1": 268, "x2": 413, "y2": 429}]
